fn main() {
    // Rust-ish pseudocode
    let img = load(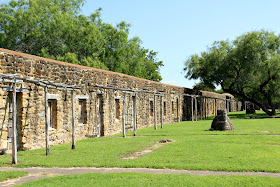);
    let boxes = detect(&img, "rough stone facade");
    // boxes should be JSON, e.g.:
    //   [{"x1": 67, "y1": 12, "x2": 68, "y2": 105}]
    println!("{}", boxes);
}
[
  {"x1": 0, "y1": 48, "x2": 242, "y2": 151},
  {"x1": 210, "y1": 110, "x2": 234, "y2": 131}
]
